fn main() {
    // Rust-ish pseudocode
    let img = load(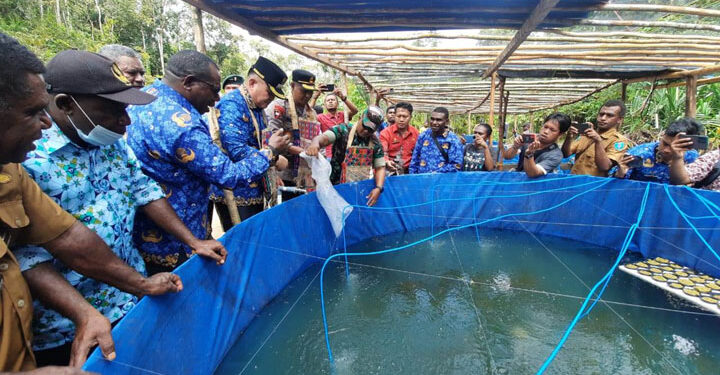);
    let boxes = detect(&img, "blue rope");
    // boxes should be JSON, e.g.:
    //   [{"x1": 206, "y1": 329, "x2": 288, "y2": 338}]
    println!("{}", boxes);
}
[
  {"x1": 683, "y1": 186, "x2": 720, "y2": 220},
  {"x1": 320, "y1": 179, "x2": 612, "y2": 364},
  {"x1": 536, "y1": 184, "x2": 651, "y2": 374},
  {"x1": 338, "y1": 179, "x2": 604, "y2": 275},
  {"x1": 664, "y1": 185, "x2": 720, "y2": 264}
]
